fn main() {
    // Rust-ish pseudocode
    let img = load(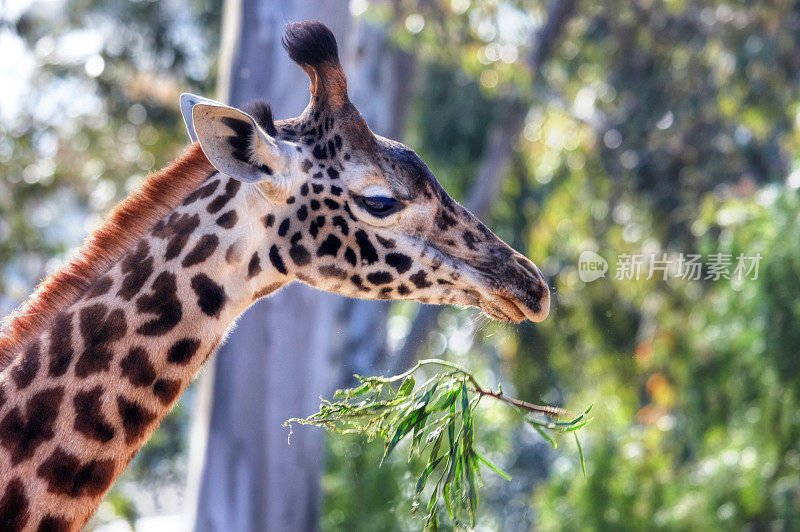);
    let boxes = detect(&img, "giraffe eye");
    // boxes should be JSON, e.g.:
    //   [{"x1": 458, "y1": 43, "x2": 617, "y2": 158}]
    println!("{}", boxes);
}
[{"x1": 356, "y1": 195, "x2": 402, "y2": 218}]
